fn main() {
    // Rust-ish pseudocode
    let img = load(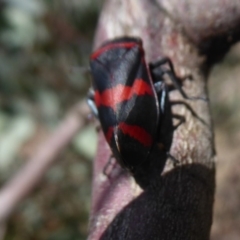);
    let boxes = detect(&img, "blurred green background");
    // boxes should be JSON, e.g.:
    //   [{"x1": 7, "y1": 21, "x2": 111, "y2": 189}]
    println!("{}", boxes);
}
[
  {"x1": 0, "y1": 0, "x2": 240, "y2": 239},
  {"x1": 0, "y1": 0, "x2": 102, "y2": 239}
]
